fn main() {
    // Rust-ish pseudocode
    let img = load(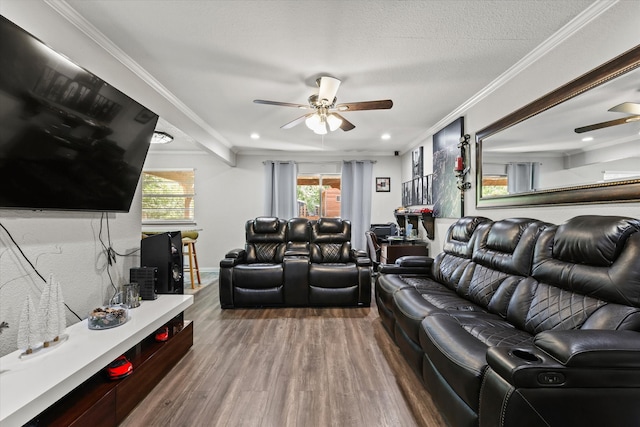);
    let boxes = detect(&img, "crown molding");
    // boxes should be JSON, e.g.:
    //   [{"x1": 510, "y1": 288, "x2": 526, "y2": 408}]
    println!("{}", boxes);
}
[
  {"x1": 403, "y1": 0, "x2": 619, "y2": 153},
  {"x1": 43, "y1": 0, "x2": 235, "y2": 154}
]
